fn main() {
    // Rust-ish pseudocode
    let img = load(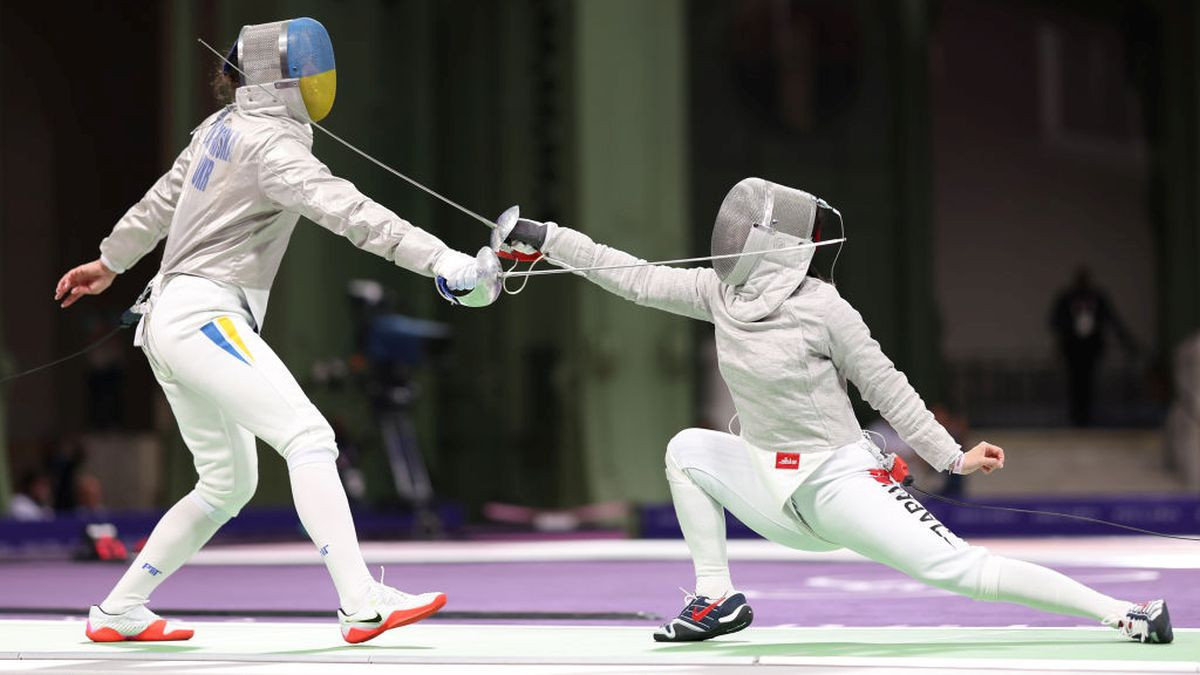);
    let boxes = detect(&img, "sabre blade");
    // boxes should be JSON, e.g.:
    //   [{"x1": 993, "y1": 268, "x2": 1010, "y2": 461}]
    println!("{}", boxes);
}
[
  {"x1": 197, "y1": 38, "x2": 498, "y2": 230},
  {"x1": 502, "y1": 238, "x2": 846, "y2": 278}
]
